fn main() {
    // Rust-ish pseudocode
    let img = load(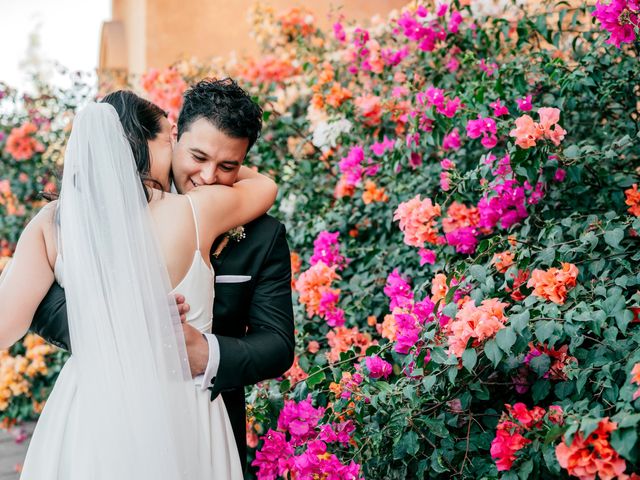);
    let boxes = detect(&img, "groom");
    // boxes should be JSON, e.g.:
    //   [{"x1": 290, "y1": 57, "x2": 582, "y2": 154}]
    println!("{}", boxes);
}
[{"x1": 30, "y1": 78, "x2": 295, "y2": 471}]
